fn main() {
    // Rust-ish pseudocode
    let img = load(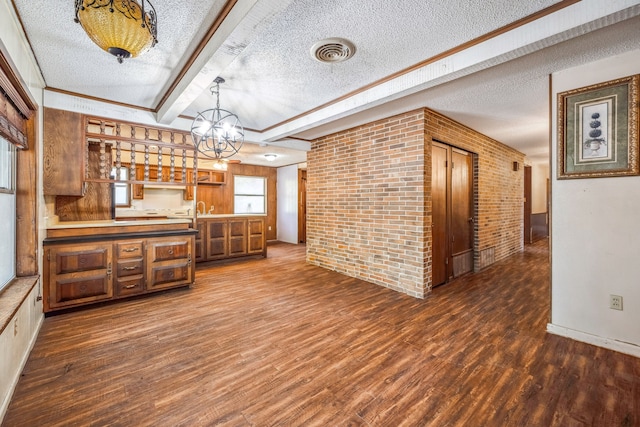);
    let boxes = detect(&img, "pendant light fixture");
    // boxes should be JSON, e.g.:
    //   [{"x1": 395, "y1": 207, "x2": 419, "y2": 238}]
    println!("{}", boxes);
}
[
  {"x1": 191, "y1": 77, "x2": 244, "y2": 160},
  {"x1": 74, "y1": 0, "x2": 158, "y2": 64}
]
